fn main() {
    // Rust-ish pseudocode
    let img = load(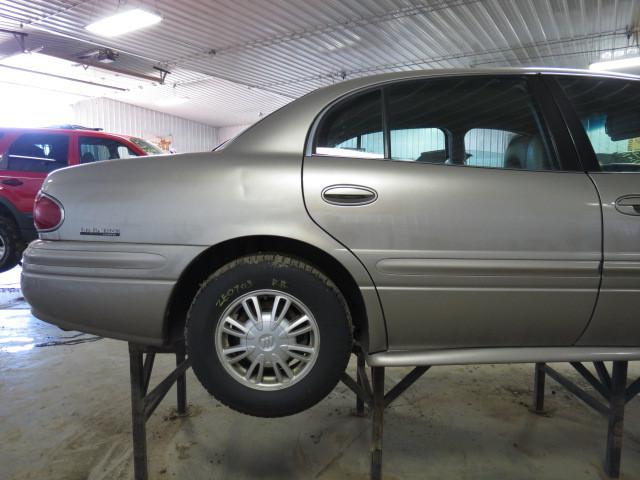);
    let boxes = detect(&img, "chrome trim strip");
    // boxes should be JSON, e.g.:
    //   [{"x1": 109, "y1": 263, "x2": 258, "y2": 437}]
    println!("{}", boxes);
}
[{"x1": 367, "y1": 347, "x2": 640, "y2": 367}]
